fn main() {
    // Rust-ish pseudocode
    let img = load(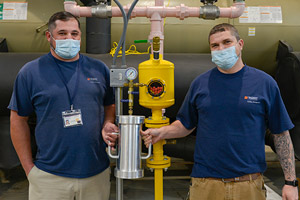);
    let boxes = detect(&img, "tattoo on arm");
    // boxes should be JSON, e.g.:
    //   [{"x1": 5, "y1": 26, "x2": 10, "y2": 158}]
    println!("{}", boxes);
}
[{"x1": 273, "y1": 131, "x2": 296, "y2": 180}]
